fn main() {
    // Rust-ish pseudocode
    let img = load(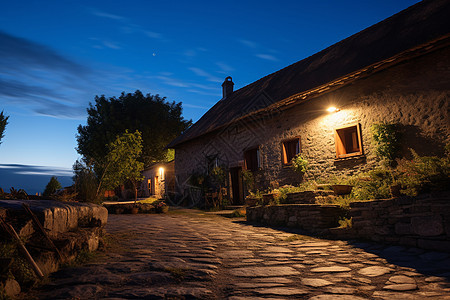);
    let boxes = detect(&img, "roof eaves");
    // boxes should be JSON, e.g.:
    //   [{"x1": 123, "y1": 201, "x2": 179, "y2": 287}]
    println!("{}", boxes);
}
[{"x1": 168, "y1": 34, "x2": 450, "y2": 149}]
